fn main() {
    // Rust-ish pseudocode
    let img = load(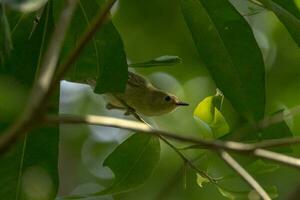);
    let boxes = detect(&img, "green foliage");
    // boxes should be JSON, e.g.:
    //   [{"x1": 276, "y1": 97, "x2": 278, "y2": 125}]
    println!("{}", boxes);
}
[
  {"x1": 54, "y1": 0, "x2": 128, "y2": 94},
  {"x1": 0, "y1": 3, "x2": 59, "y2": 200},
  {"x1": 99, "y1": 133, "x2": 160, "y2": 195},
  {"x1": 258, "y1": 0, "x2": 300, "y2": 47},
  {"x1": 94, "y1": 21, "x2": 128, "y2": 94},
  {"x1": 180, "y1": 0, "x2": 265, "y2": 121},
  {"x1": 195, "y1": 152, "x2": 279, "y2": 199},
  {"x1": 0, "y1": 0, "x2": 300, "y2": 199},
  {"x1": 2, "y1": 0, "x2": 48, "y2": 12},
  {"x1": 193, "y1": 92, "x2": 229, "y2": 138},
  {"x1": 0, "y1": 5, "x2": 13, "y2": 63}
]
